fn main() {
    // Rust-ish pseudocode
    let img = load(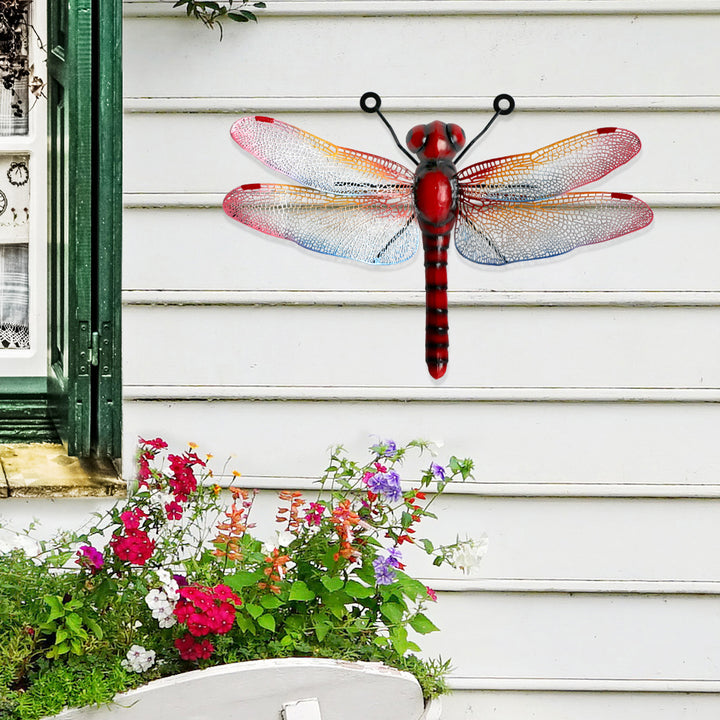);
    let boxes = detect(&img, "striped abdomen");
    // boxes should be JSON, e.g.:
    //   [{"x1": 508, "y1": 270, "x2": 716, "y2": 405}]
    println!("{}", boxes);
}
[
  {"x1": 423, "y1": 232, "x2": 451, "y2": 379},
  {"x1": 413, "y1": 158, "x2": 459, "y2": 380}
]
